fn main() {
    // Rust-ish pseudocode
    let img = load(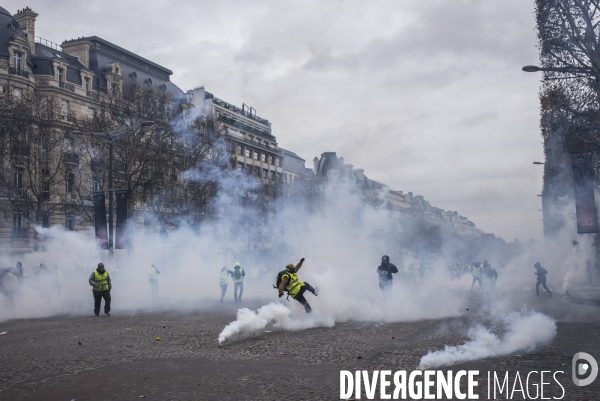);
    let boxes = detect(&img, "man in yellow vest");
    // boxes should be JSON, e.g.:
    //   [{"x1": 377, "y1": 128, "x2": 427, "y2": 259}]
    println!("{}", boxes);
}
[
  {"x1": 470, "y1": 262, "x2": 482, "y2": 291},
  {"x1": 89, "y1": 262, "x2": 111, "y2": 317},
  {"x1": 232, "y1": 262, "x2": 245, "y2": 303},
  {"x1": 219, "y1": 266, "x2": 232, "y2": 303},
  {"x1": 148, "y1": 264, "x2": 160, "y2": 299},
  {"x1": 278, "y1": 258, "x2": 319, "y2": 313}
]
